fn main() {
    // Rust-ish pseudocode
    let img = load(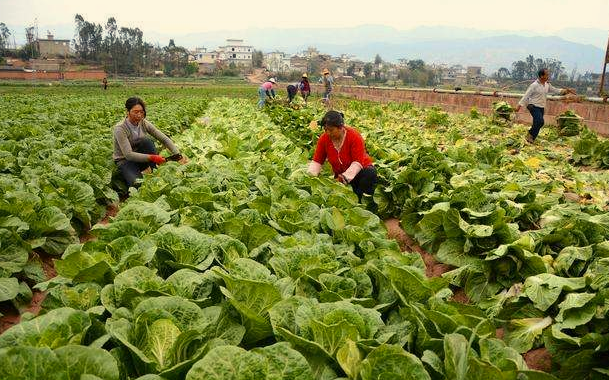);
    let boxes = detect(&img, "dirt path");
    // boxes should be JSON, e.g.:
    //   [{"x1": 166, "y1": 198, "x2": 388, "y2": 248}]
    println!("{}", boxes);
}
[
  {"x1": 246, "y1": 68, "x2": 269, "y2": 84},
  {"x1": 384, "y1": 217, "x2": 552, "y2": 373}
]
